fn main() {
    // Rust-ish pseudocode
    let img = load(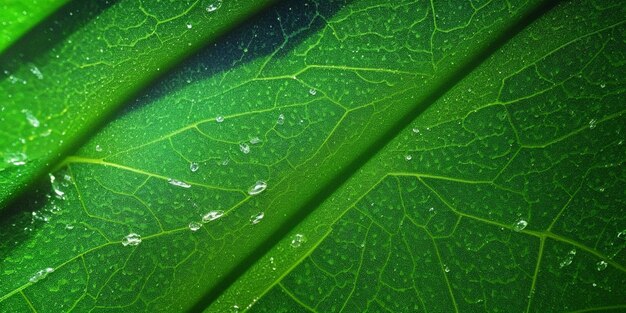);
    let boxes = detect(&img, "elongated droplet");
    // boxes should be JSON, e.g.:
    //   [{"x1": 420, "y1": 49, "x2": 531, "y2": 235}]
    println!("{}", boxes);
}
[
  {"x1": 513, "y1": 219, "x2": 528, "y2": 232},
  {"x1": 189, "y1": 221, "x2": 202, "y2": 232},
  {"x1": 23, "y1": 110, "x2": 40, "y2": 127},
  {"x1": 202, "y1": 210, "x2": 224, "y2": 222},
  {"x1": 29, "y1": 65, "x2": 44, "y2": 79},
  {"x1": 29, "y1": 267, "x2": 54, "y2": 283},
  {"x1": 168, "y1": 178, "x2": 191, "y2": 188},
  {"x1": 248, "y1": 181, "x2": 267, "y2": 195},
  {"x1": 250, "y1": 212, "x2": 264, "y2": 225},
  {"x1": 5, "y1": 152, "x2": 27, "y2": 166},
  {"x1": 206, "y1": 0, "x2": 222, "y2": 12},
  {"x1": 122, "y1": 233, "x2": 141, "y2": 246},
  {"x1": 249, "y1": 137, "x2": 262, "y2": 145},
  {"x1": 190, "y1": 162, "x2": 199, "y2": 172}
]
